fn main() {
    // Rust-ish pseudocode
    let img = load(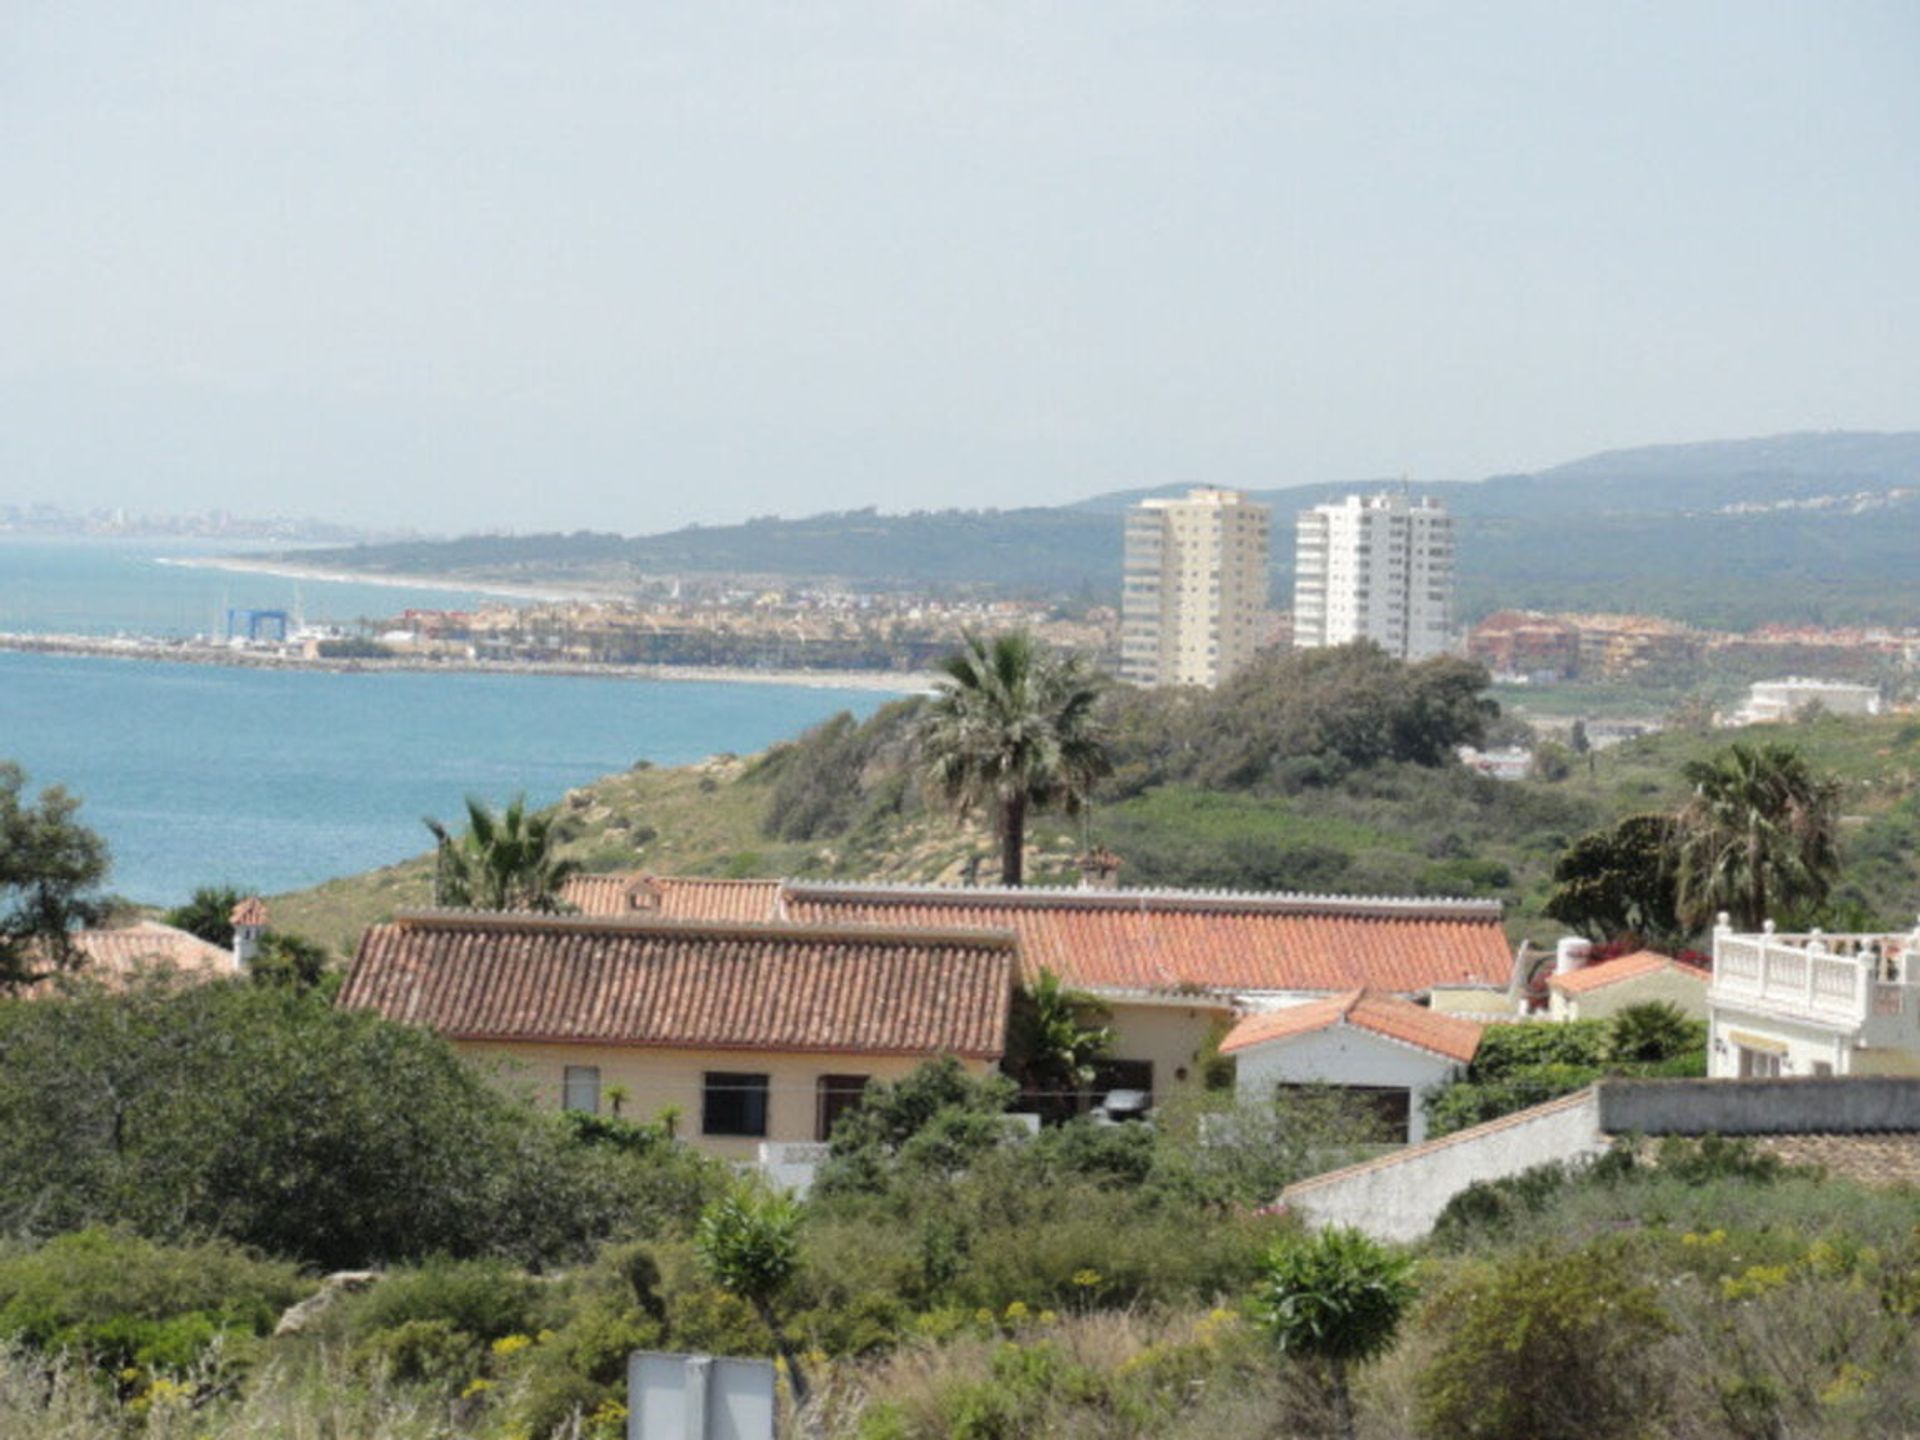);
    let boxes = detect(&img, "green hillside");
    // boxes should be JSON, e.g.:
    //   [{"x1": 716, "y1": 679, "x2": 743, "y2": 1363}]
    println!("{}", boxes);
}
[{"x1": 271, "y1": 675, "x2": 1920, "y2": 959}]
